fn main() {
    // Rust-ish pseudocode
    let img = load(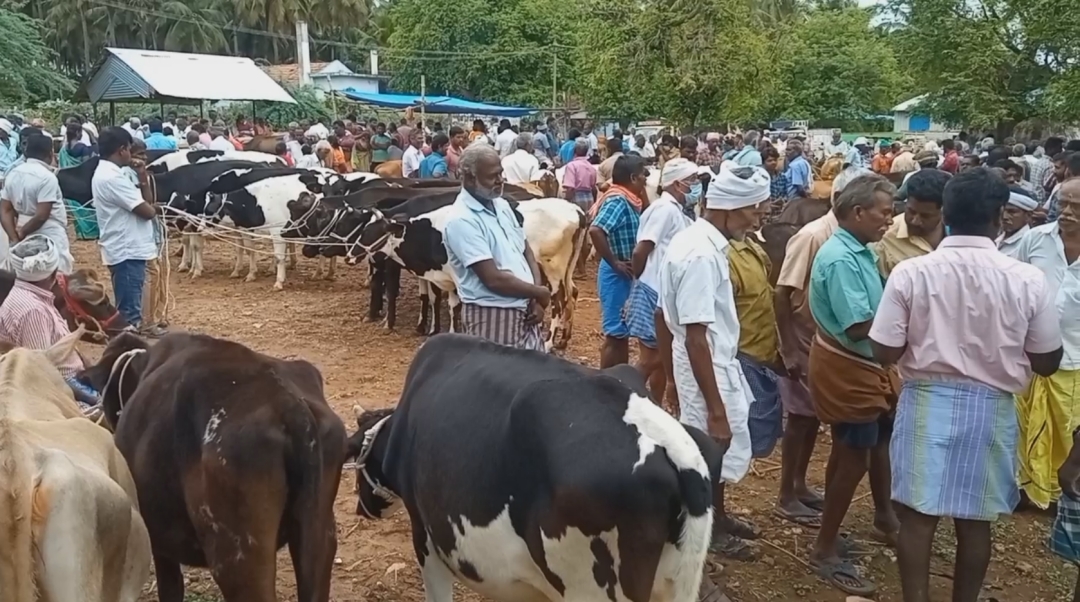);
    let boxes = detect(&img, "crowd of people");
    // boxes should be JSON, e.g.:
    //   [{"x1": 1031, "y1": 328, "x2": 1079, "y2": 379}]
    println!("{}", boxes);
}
[{"x1": 5, "y1": 103, "x2": 1080, "y2": 599}]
